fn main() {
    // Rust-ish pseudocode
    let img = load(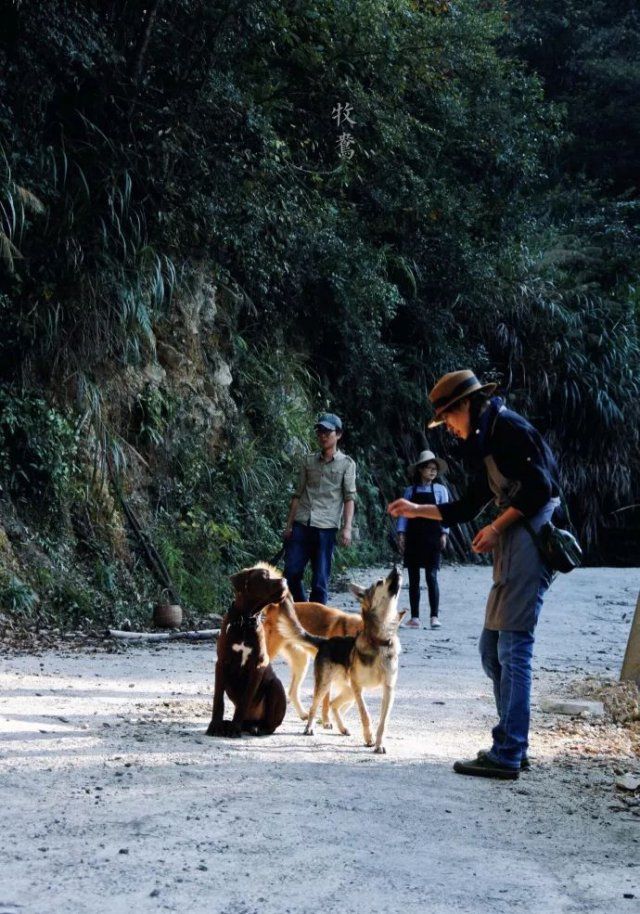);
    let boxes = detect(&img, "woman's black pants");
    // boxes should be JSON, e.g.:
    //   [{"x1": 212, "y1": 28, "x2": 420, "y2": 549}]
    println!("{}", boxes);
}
[{"x1": 407, "y1": 564, "x2": 439, "y2": 618}]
